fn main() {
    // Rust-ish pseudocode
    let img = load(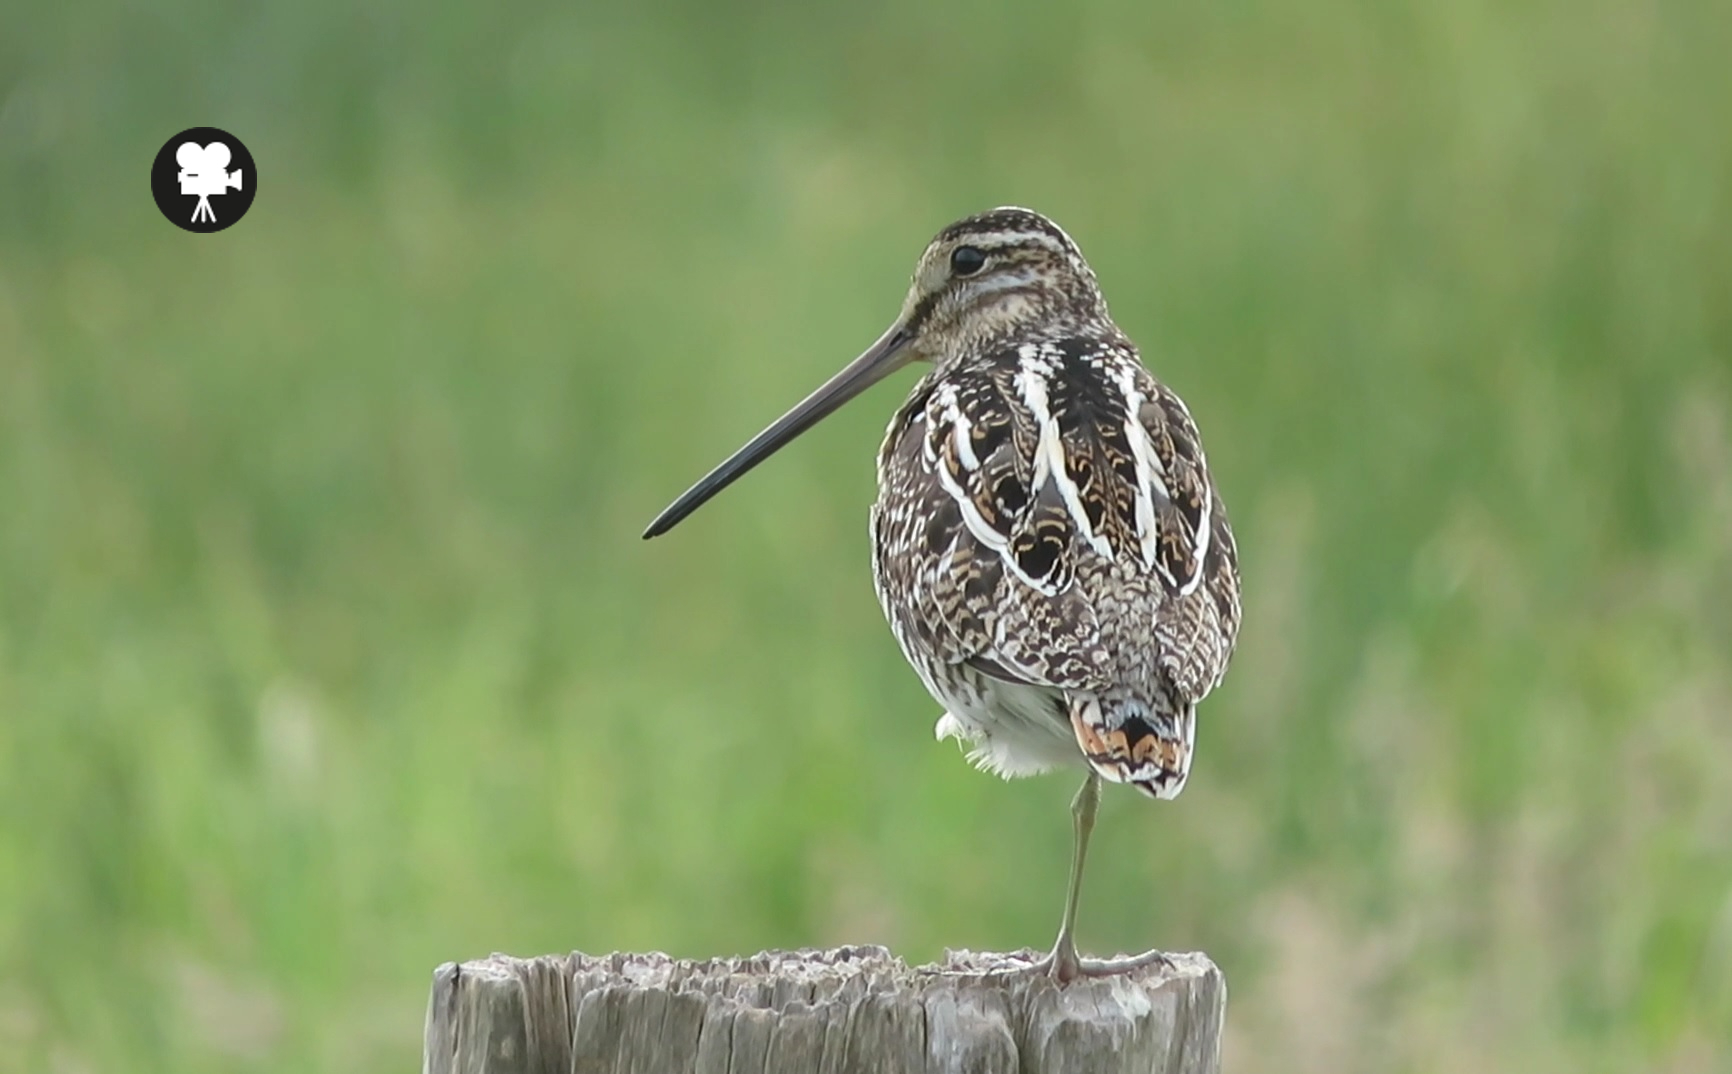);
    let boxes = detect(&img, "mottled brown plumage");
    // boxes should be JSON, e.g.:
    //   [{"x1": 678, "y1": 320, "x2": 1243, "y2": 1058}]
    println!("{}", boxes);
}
[{"x1": 645, "y1": 207, "x2": 1242, "y2": 982}]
